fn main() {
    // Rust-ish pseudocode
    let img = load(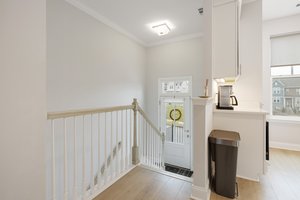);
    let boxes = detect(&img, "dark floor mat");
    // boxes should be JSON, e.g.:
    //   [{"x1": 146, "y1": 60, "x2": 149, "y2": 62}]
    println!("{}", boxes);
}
[{"x1": 165, "y1": 163, "x2": 193, "y2": 177}]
